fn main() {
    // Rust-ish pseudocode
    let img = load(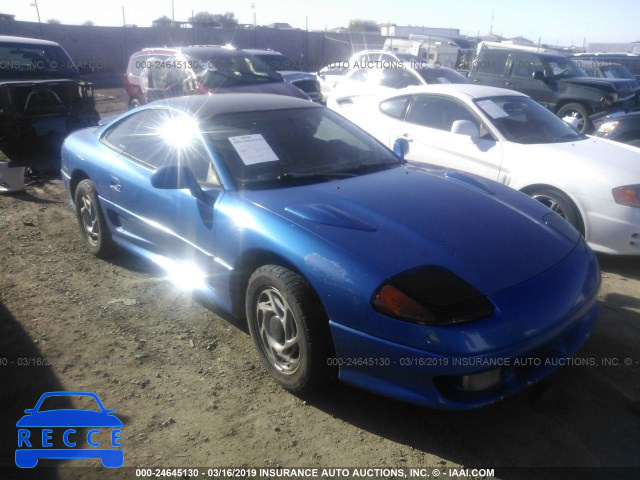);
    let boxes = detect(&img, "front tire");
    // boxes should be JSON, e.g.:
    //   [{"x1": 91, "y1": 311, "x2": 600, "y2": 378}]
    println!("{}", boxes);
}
[
  {"x1": 557, "y1": 103, "x2": 592, "y2": 134},
  {"x1": 74, "y1": 179, "x2": 114, "y2": 257},
  {"x1": 246, "y1": 265, "x2": 332, "y2": 393},
  {"x1": 530, "y1": 188, "x2": 584, "y2": 235}
]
